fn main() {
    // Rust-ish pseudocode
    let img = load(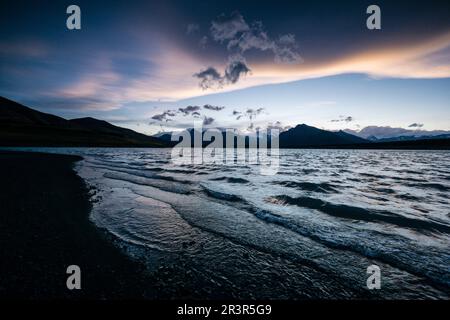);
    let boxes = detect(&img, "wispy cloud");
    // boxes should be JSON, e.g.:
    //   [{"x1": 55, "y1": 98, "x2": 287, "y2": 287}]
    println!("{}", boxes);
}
[
  {"x1": 210, "y1": 12, "x2": 302, "y2": 64},
  {"x1": 203, "y1": 116, "x2": 215, "y2": 125},
  {"x1": 178, "y1": 105, "x2": 201, "y2": 115},
  {"x1": 194, "y1": 12, "x2": 302, "y2": 89},
  {"x1": 186, "y1": 23, "x2": 200, "y2": 35},
  {"x1": 203, "y1": 104, "x2": 225, "y2": 111},
  {"x1": 151, "y1": 110, "x2": 176, "y2": 122},
  {"x1": 331, "y1": 116, "x2": 353, "y2": 123}
]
